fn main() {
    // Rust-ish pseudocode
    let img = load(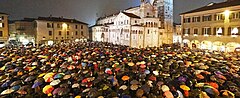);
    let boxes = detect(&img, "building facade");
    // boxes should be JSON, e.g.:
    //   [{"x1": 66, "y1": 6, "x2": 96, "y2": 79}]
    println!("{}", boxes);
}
[
  {"x1": 91, "y1": 0, "x2": 173, "y2": 48},
  {"x1": 181, "y1": 0, "x2": 240, "y2": 52},
  {"x1": 0, "y1": 12, "x2": 9, "y2": 43},
  {"x1": 173, "y1": 24, "x2": 182, "y2": 43},
  {"x1": 9, "y1": 17, "x2": 89, "y2": 46}
]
